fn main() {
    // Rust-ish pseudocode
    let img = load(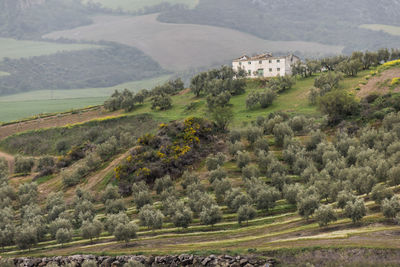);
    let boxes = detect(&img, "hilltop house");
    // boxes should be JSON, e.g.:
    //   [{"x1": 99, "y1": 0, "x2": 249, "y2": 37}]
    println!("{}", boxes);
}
[{"x1": 232, "y1": 53, "x2": 300, "y2": 78}]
